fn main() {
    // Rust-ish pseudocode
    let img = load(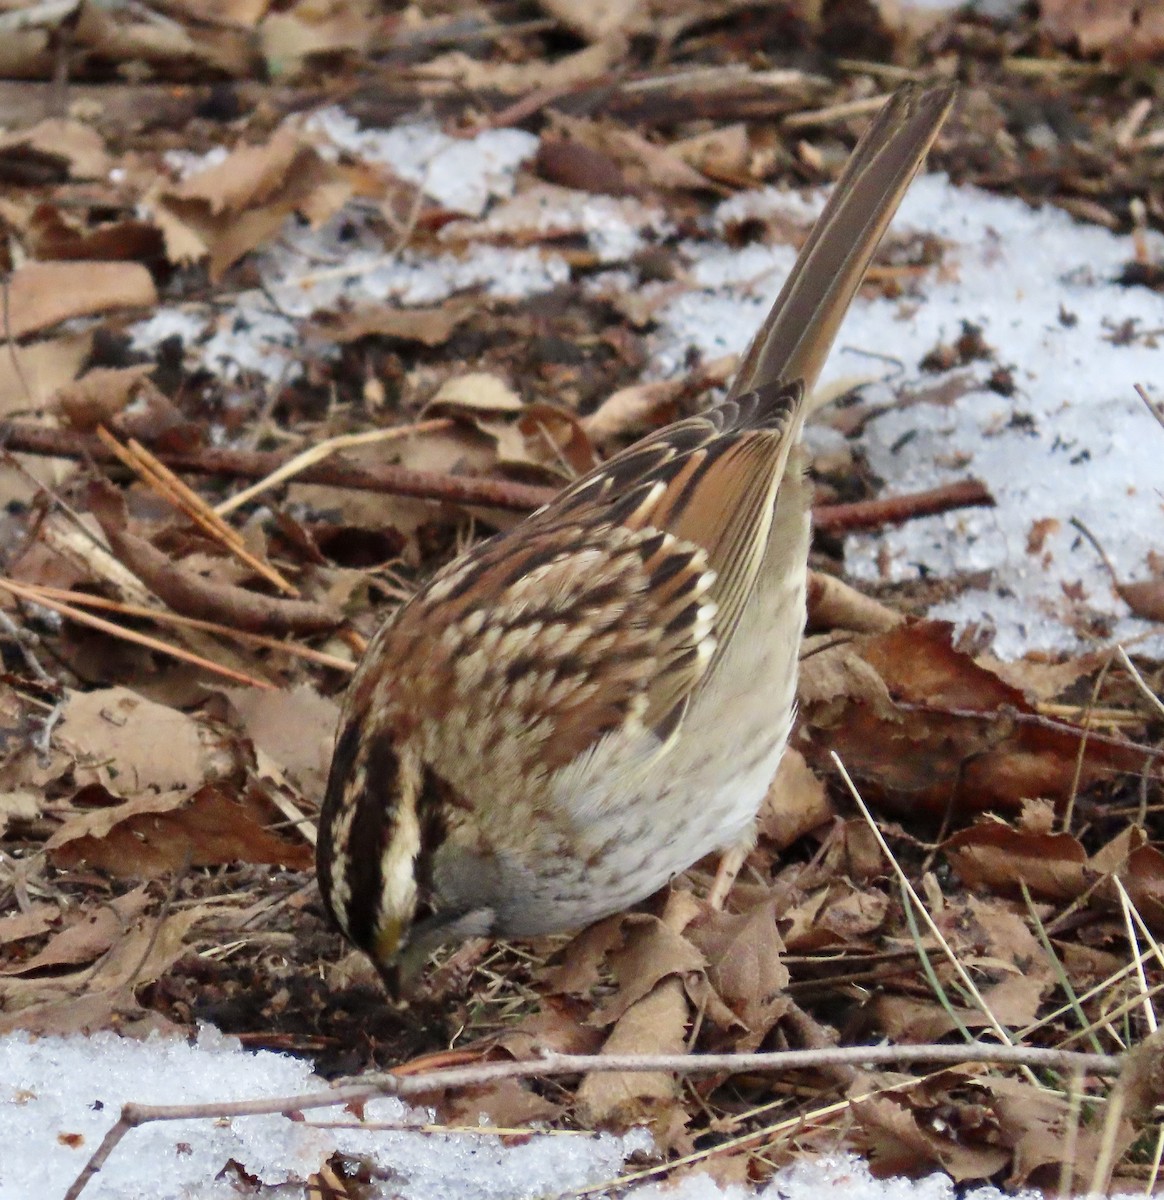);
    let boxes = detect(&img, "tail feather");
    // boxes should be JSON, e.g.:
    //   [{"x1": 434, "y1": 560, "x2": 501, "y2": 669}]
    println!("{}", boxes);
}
[{"x1": 729, "y1": 84, "x2": 956, "y2": 403}]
